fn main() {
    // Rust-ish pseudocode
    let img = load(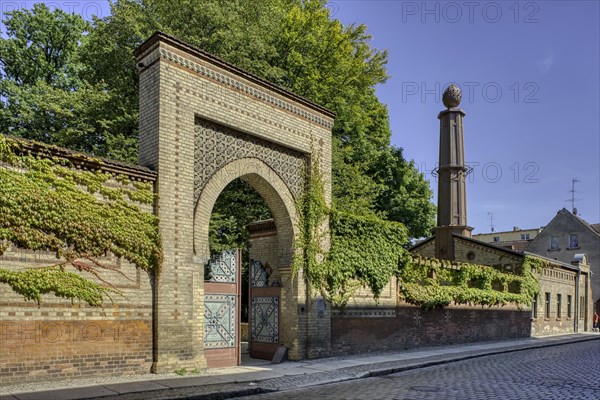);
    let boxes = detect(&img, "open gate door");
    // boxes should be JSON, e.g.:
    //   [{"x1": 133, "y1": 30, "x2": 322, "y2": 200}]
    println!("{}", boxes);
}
[
  {"x1": 203, "y1": 249, "x2": 241, "y2": 368},
  {"x1": 249, "y1": 260, "x2": 281, "y2": 360}
]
